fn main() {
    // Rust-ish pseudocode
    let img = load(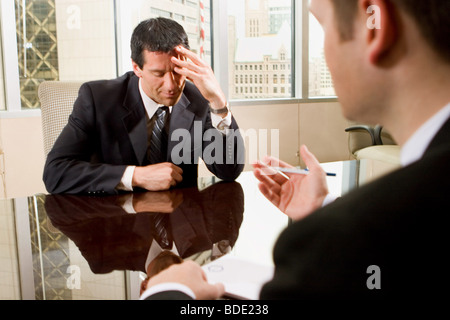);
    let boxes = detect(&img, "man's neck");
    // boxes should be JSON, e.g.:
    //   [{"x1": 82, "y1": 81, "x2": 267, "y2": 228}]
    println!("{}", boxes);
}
[{"x1": 383, "y1": 59, "x2": 450, "y2": 146}]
